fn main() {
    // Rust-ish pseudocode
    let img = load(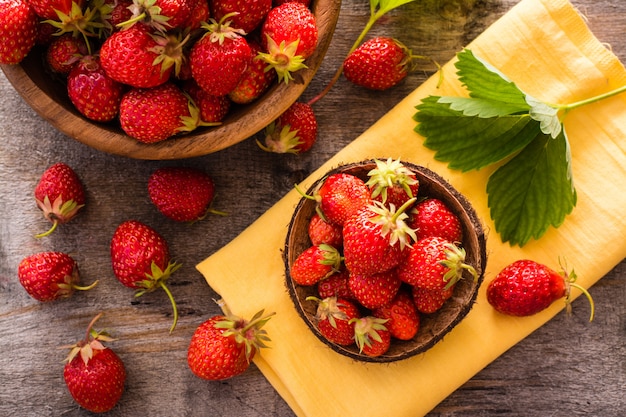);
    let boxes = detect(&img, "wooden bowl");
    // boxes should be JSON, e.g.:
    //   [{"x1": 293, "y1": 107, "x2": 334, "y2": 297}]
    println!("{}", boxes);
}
[
  {"x1": 0, "y1": 0, "x2": 341, "y2": 160},
  {"x1": 284, "y1": 160, "x2": 487, "y2": 363}
]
